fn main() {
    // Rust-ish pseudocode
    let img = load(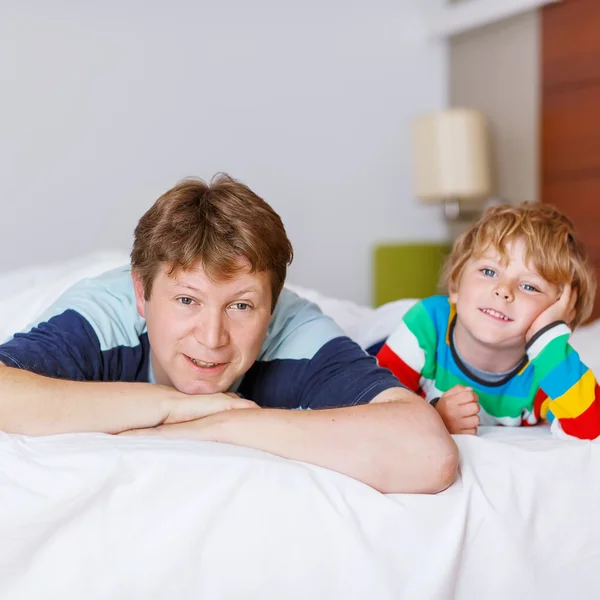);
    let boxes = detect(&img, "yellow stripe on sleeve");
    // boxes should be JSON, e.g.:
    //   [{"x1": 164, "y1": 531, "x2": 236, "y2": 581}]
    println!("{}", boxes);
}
[{"x1": 549, "y1": 369, "x2": 597, "y2": 419}]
